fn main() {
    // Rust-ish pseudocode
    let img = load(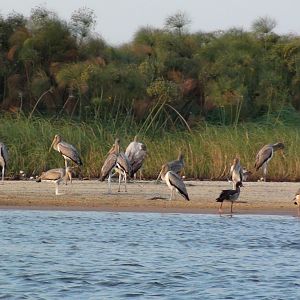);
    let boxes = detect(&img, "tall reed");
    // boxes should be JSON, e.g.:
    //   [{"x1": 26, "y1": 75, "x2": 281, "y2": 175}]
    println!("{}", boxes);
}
[{"x1": 0, "y1": 115, "x2": 299, "y2": 181}]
